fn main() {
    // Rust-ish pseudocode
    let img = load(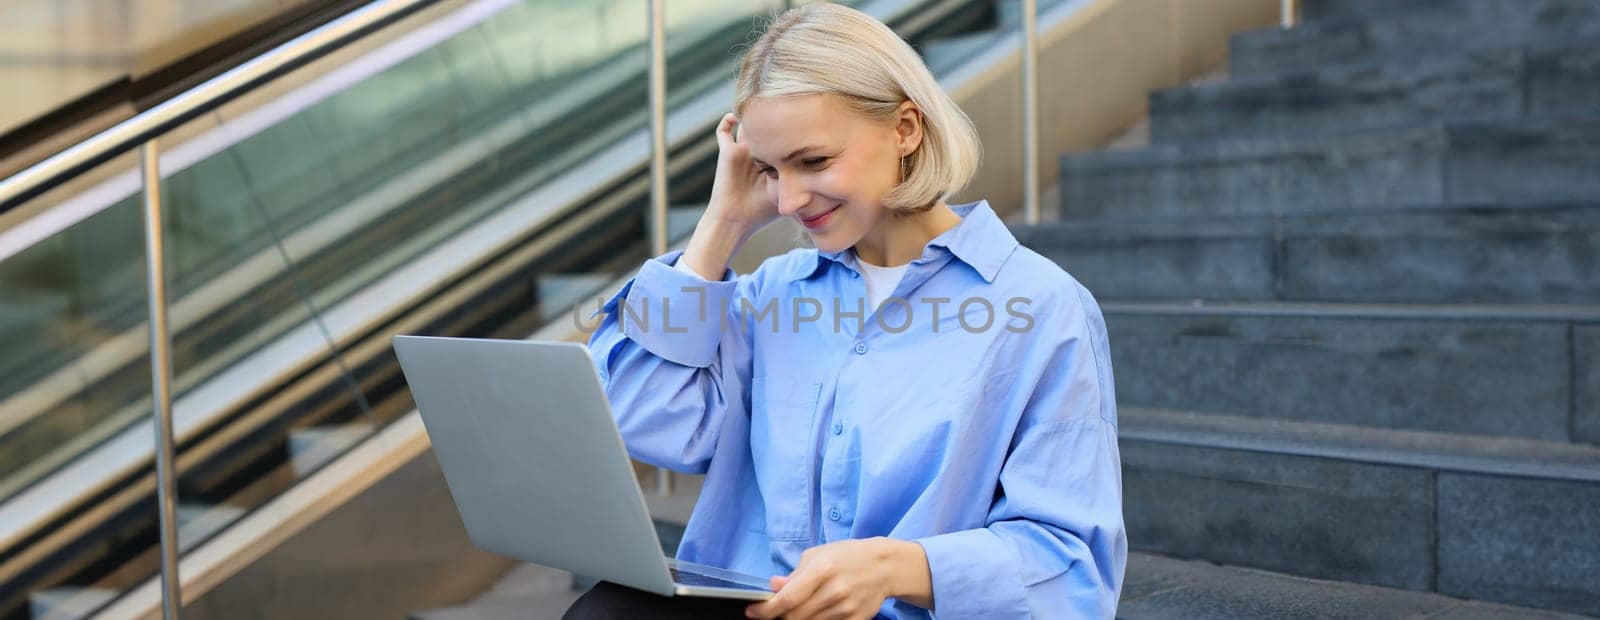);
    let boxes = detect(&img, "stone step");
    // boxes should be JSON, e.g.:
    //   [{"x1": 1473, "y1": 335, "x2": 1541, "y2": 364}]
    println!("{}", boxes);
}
[
  {"x1": 1301, "y1": 0, "x2": 1575, "y2": 22},
  {"x1": 1120, "y1": 407, "x2": 1600, "y2": 615},
  {"x1": 286, "y1": 423, "x2": 375, "y2": 478},
  {"x1": 920, "y1": 30, "x2": 1002, "y2": 76},
  {"x1": 28, "y1": 587, "x2": 118, "y2": 620},
  {"x1": 1120, "y1": 551, "x2": 1593, "y2": 620},
  {"x1": 175, "y1": 502, "x2": 247, "y2": 553},
  {"x1": 1058, "y1": 115, "x2": 1600, "y2": 219},
  {"x1": 1231, "y1": 0, "x2": 1600, "y2": 76},
  {"x1": 1152, "y1": 39, "x2": 1600, "y2": 143},
  {"x1": 1099, "y1": 301, "x2": 1600, "y2": 443},
  {"x1": 1016, "y1": 203, "x2": 1600, "y2": 304},
  {"x1": 457, "y1": 481, "x2": 1600, "y2": 617}
]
